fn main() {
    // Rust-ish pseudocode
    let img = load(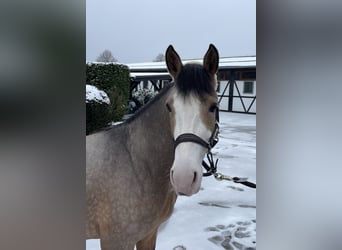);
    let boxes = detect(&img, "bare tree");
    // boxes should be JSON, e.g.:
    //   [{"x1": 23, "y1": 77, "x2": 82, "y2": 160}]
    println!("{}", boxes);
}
[
  {"x1": 96, "y1": 49, "x2": 117, "y2": 62},
  {"x1": 153, "y1": 53, "x2": 165, "y2": 62}
]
